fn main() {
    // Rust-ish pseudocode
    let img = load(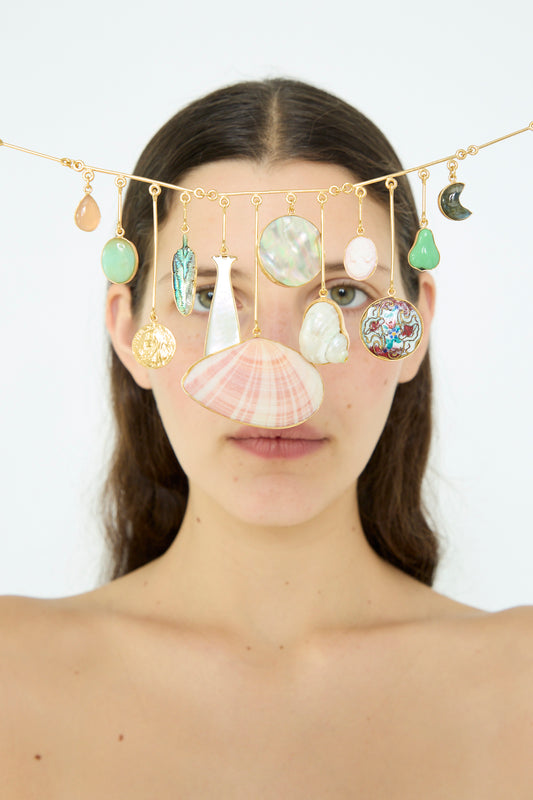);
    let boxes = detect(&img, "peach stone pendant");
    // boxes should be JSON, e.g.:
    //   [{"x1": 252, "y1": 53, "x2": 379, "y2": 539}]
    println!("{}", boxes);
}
[{"x1": 75, "y1": 194, "x2": 101, "y2": 231}]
